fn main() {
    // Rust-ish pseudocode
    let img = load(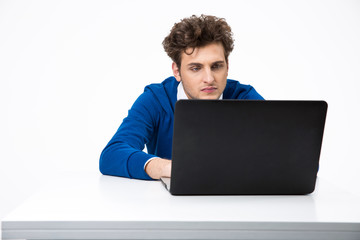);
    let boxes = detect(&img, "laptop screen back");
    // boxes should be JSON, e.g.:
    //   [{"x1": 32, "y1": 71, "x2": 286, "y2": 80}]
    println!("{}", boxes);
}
[{"x1": 170, "y1": 100, "x2": 327, "y2": 195}]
